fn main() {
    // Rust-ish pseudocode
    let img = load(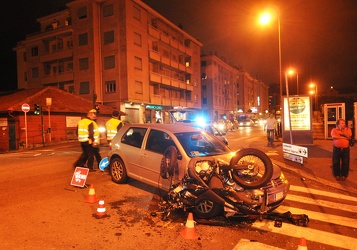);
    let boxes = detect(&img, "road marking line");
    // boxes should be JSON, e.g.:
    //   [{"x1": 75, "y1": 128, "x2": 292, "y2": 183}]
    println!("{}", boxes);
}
[
  {"x1": 290, "y1": 185, "x2": 357, "y2": 202},
  {"x1": 233, "y1": 239, "x2": 284, "y2": 250},
  {"x1": 251, "y1": 220, "x2": 357, "y2": 249},
  {"x1": 276, "y1": 205, "x2": 357, "y2": 228},
  {"x1": 285, "y1": 194, "x2": 357, "y2": 213}
]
